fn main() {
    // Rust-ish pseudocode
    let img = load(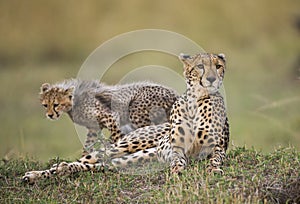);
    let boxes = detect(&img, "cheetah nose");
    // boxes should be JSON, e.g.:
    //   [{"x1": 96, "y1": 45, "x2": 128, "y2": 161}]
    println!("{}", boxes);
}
[
  {"x1": 207, "y1": 76, "x2": 216, "y2": 83},
  {"x1": 48, "y1": 114, "x2": 54, "y2": 119}
]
